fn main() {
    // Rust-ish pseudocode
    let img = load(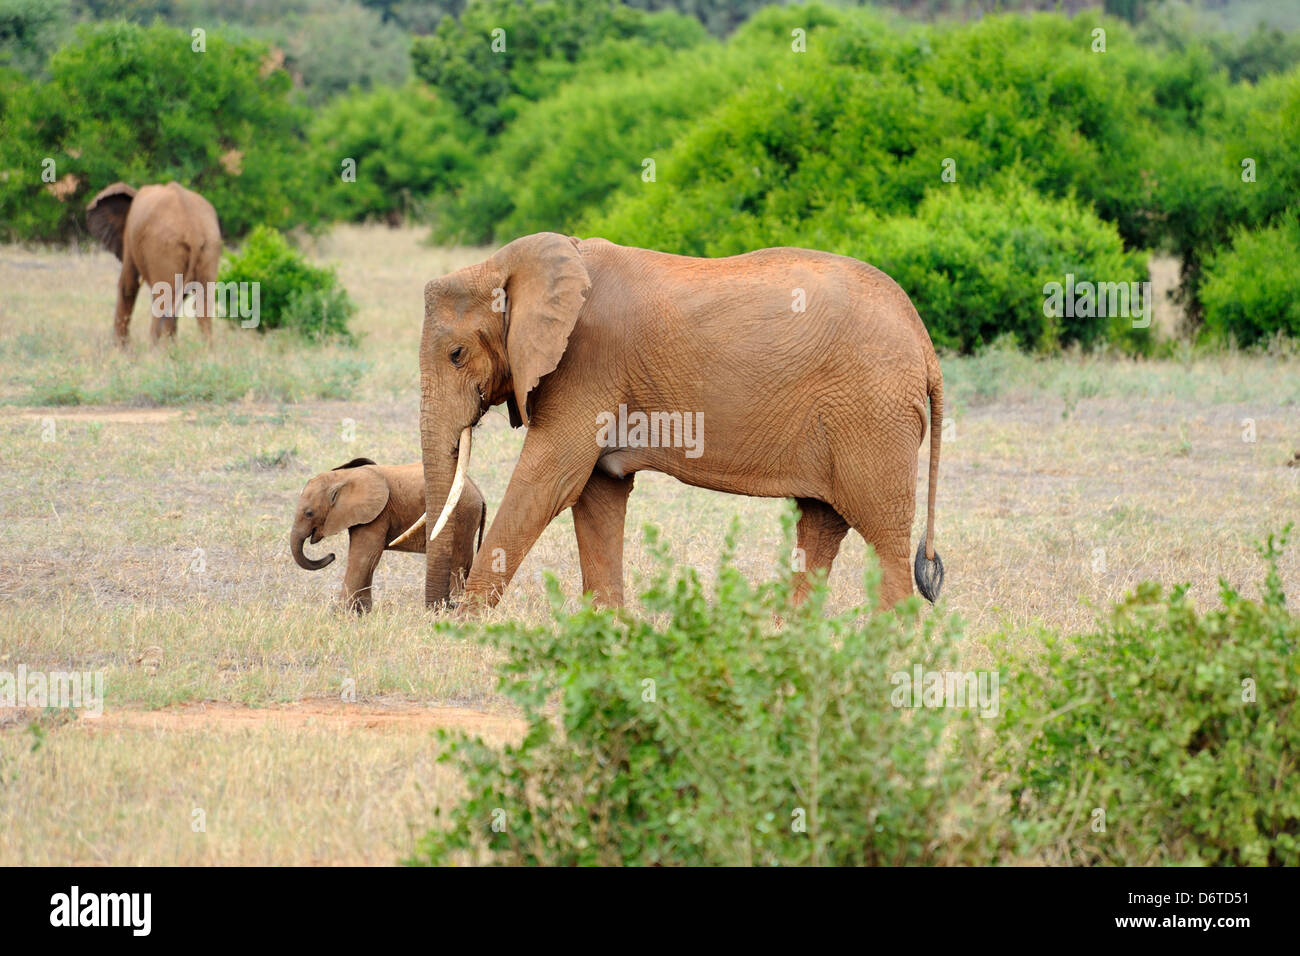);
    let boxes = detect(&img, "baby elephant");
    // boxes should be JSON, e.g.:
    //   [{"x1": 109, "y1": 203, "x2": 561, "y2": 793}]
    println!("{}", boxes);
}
[{"x1": 290, "y1": 458, "x2": 485, "y2": 613}]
